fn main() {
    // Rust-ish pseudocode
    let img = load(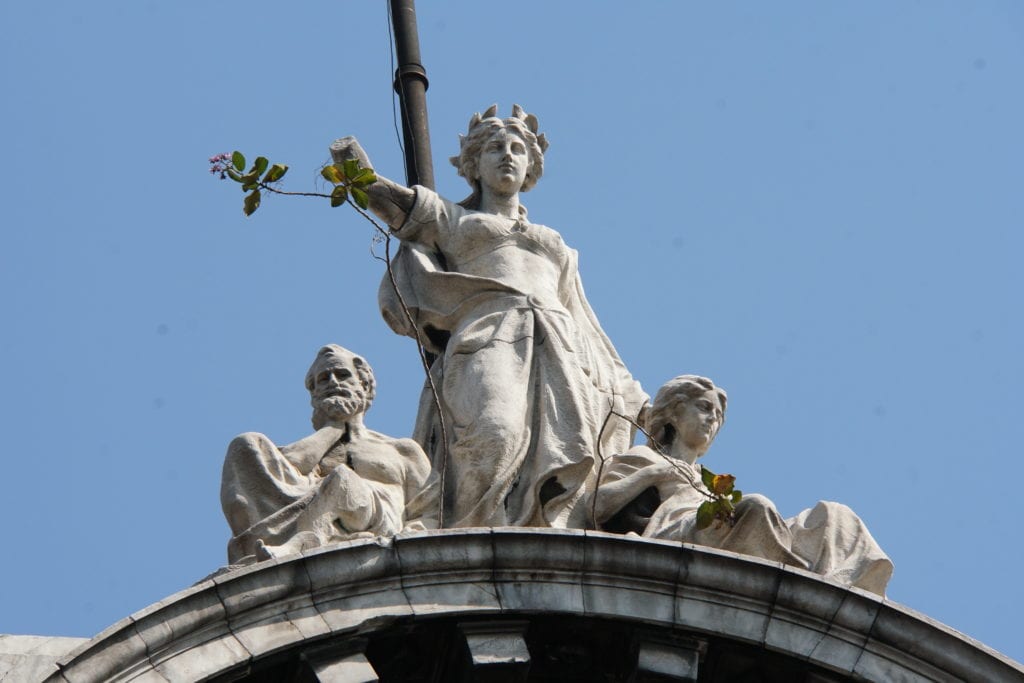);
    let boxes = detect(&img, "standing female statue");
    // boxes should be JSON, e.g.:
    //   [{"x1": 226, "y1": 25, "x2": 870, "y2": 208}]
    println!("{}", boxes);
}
[{"x1": 332, "y1": 105, "x2": 646, "y2": 528}]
